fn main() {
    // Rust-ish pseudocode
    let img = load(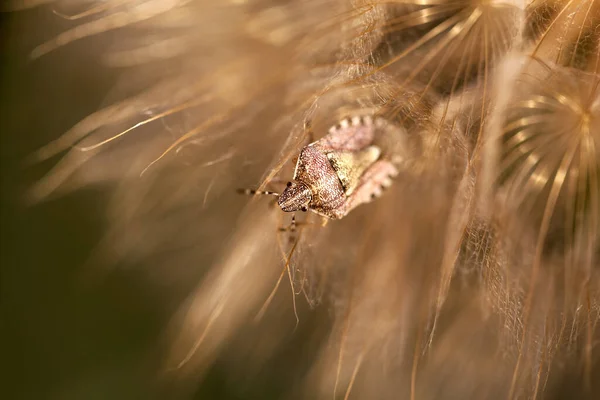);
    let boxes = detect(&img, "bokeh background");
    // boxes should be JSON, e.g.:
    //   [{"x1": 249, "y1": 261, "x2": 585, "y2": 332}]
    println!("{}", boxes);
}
[
  {"x1": 2, "y1": 2, "x2": 599, "y2": 400},
  {"x1": 2, "y1": 9, "x2": 162, "y2": 399},
  {"x1": 1, "y1": 10, "x2": 320, "y2": 400}
]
